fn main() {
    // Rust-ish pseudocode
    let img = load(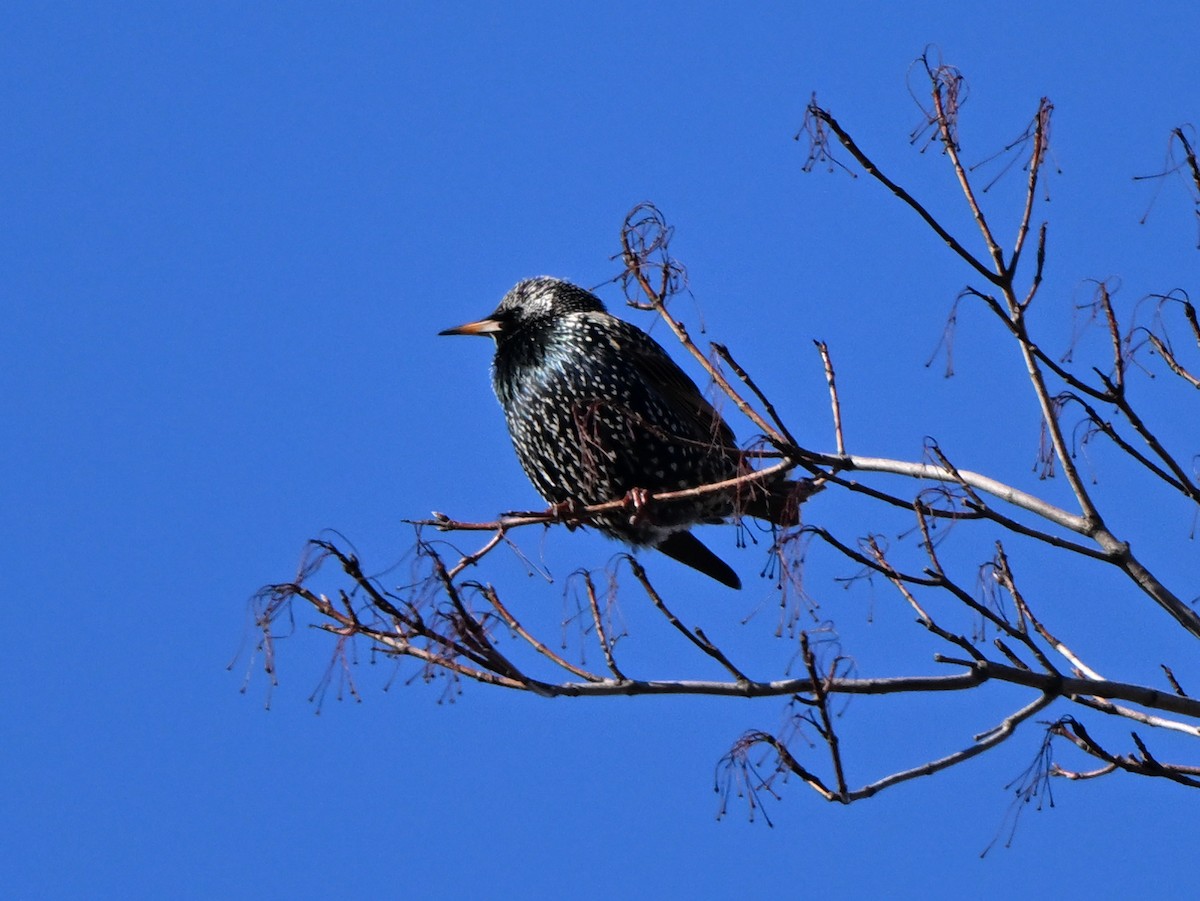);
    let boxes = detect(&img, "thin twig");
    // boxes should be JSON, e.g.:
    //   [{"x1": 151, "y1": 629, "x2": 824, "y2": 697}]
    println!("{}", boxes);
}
[
  {"x1": 580, "y1": 571, "x2": 626, "y2": 681},
  {"x1": 1009, "y1": 99, "x2": 1052, "y2": 276},
  {"x1": 802, "y1": 632, "x2": 850, "y2": 797},
  {"x1": 627, "y1": 558, "x2": 752, "y2": 684},
  {"x1": 480, "y1": 584, "x2": 602, "y2": 682},
  {"x1": 806, "y1": 105, "x2": 1002, "y2": 286},
  {"x1": 1073, "y1": 695, "x2": 1200, "y2": 737},
  {"x1": 711, "y1": 342, "x2": 799, "y2": 448},
  {"x1": 847, "y1": 693, "x2": 1055, "y2": 801},
  {"x1": 815, "y1": 340, "x2": 845, "y2": 454},
  {"x1": 928, "y1": 65, "x2": 1006, "y2": 274}
]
